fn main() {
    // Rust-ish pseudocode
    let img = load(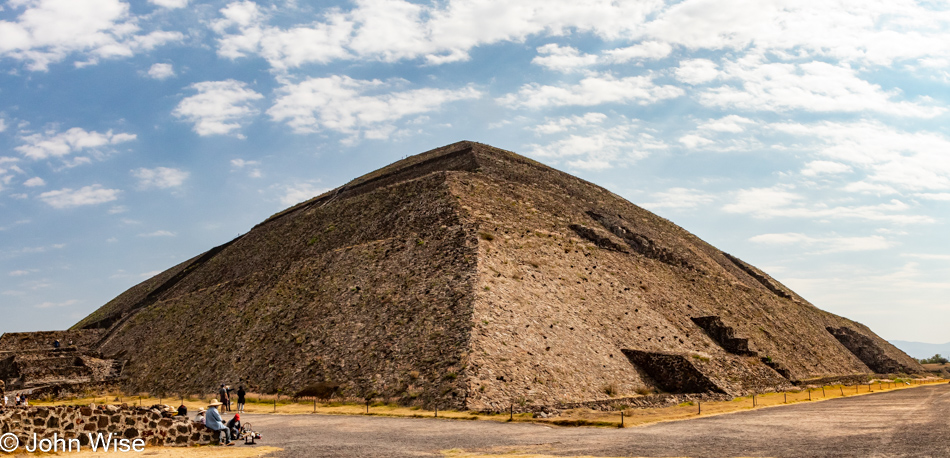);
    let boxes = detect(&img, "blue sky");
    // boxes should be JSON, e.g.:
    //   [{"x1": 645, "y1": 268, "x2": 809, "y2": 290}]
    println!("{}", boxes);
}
[{"x1": 1, "y1": 0, "x2": 949, "y2": 344}]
